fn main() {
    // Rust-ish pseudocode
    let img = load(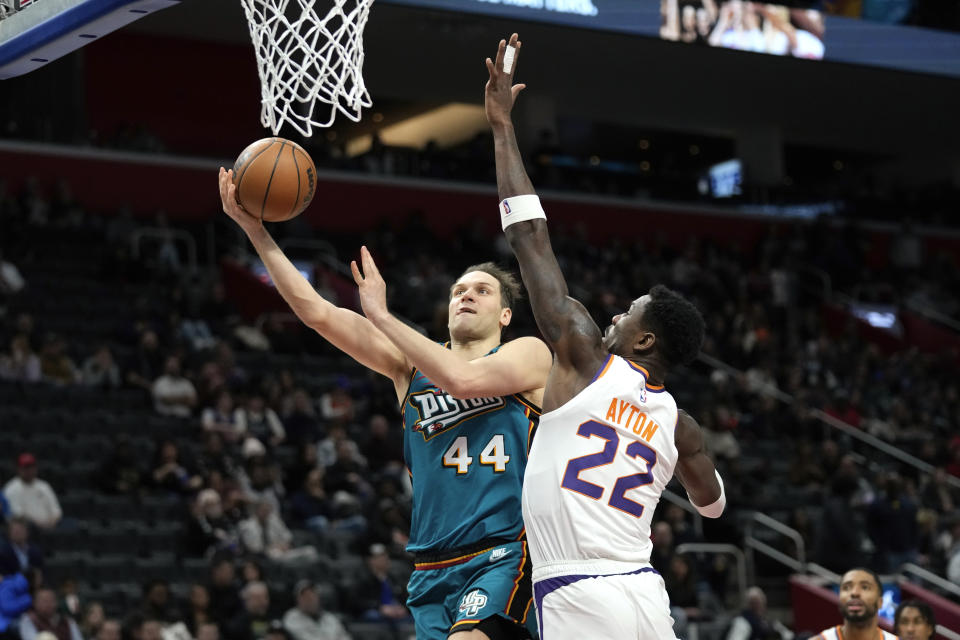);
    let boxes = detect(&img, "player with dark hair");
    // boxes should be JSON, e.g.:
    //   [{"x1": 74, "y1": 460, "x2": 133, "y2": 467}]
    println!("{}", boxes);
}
[
  {"x1": 219, "y1": 172, "x2": 551, "y2": 640},
  {"x1": 485, "y1": 33, "x2": 724, "y2": 639},
  {"x1": 894, "y1": 601, "x2": 935, "y2": 640},
  {"x1": 816, "y1": 567, "x2": 898, "y2": 639}
]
